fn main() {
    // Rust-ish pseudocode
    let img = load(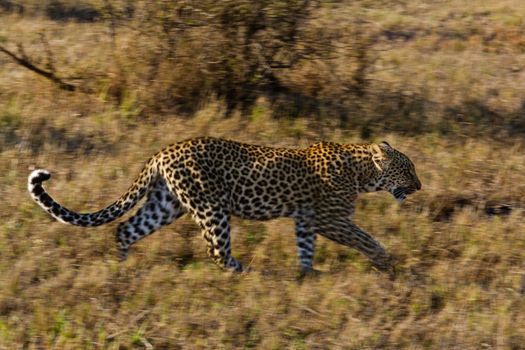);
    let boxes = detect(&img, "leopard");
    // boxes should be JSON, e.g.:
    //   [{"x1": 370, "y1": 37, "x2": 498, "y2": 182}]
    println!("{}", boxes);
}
[{"x1": 28, "y1": 137, "x2": 421, "y2": 276}]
